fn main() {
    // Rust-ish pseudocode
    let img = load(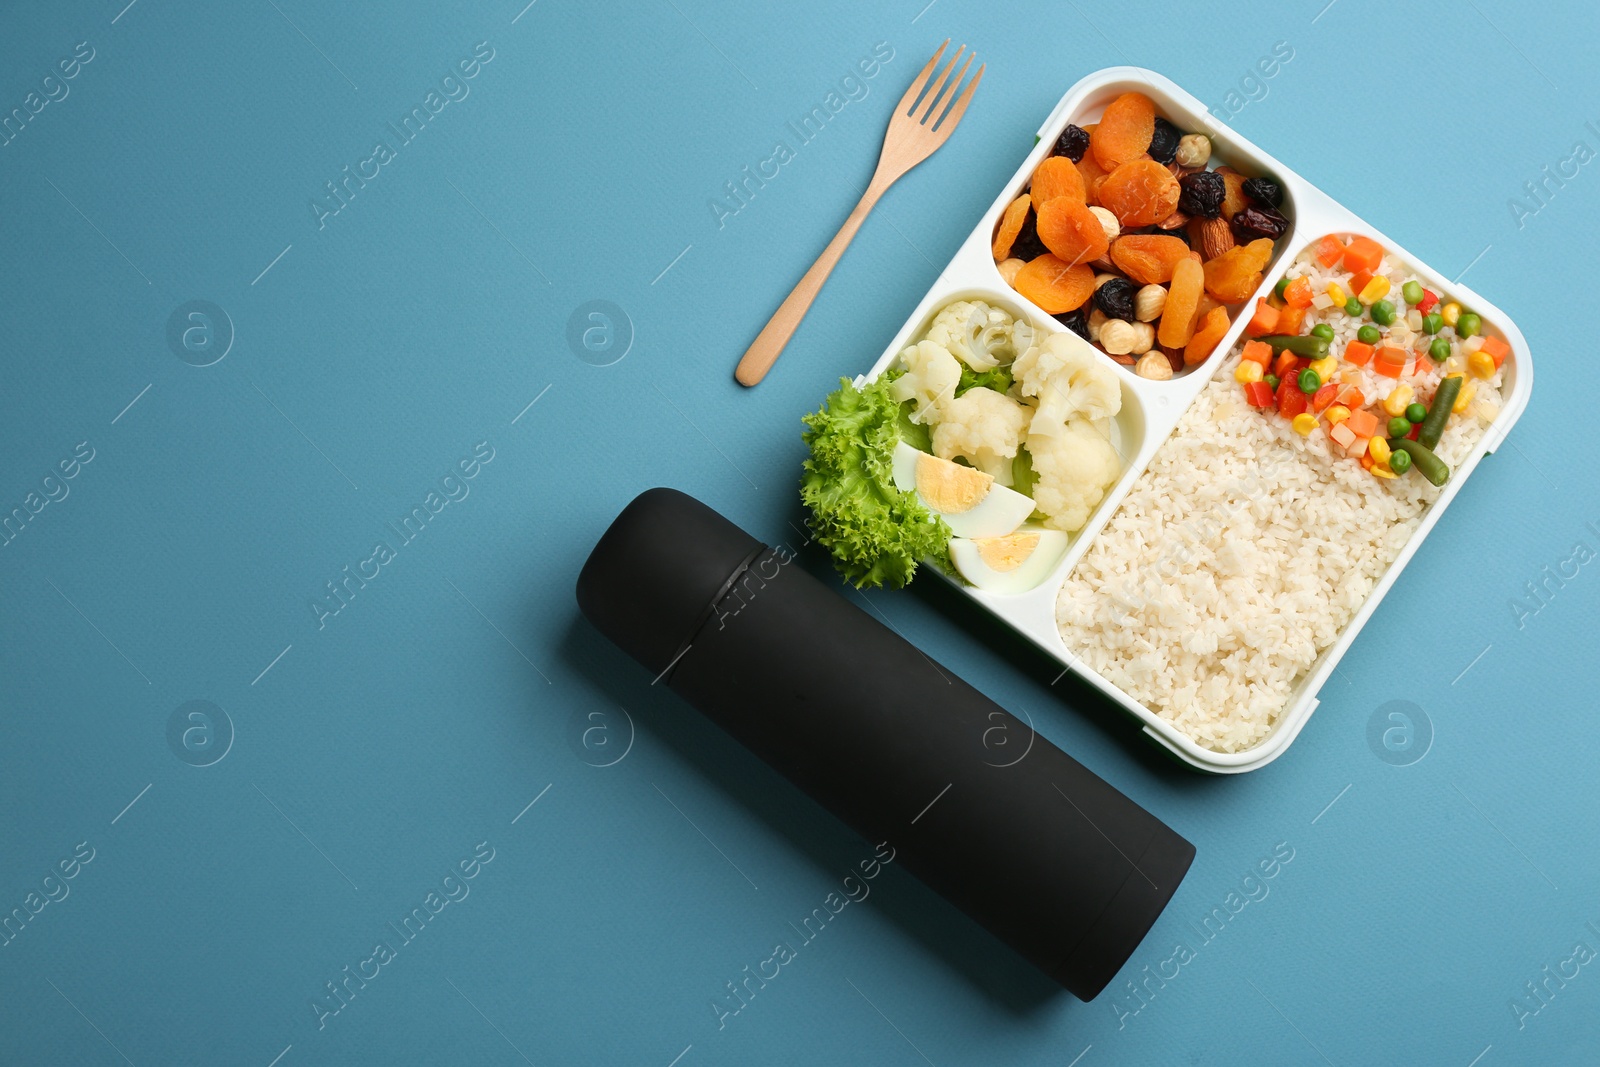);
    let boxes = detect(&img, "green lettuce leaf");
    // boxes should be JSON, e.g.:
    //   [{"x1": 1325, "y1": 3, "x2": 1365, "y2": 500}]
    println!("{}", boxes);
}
[{"x1": 800, "y1": 376, "x2": 950, "y2": 589}]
